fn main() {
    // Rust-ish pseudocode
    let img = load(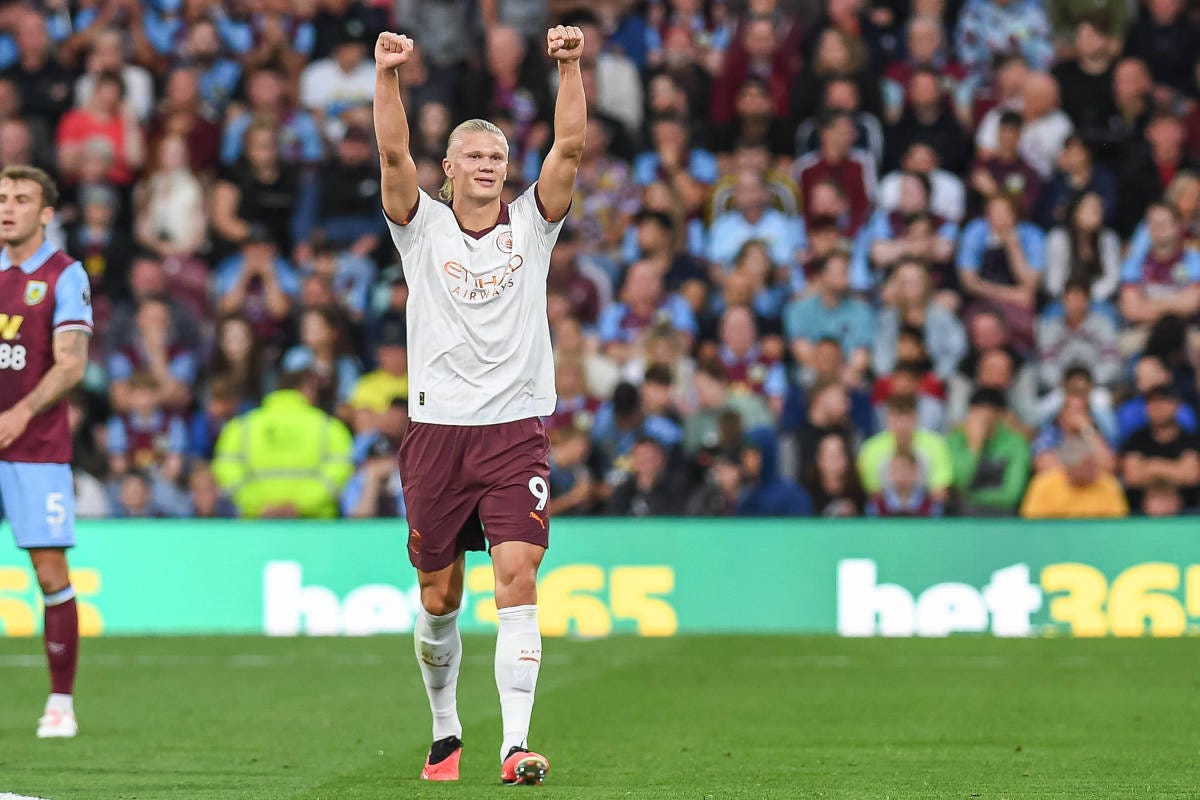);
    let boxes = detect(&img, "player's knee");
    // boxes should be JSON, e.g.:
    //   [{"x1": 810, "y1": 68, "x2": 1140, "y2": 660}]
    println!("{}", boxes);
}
[
  {"x1": 493, "y1": 563, "x2": 538, "y2": 606},
  {"x1": 33, "y1": 560, "x2": 69, "y2": 595},
  {"x1": 420, "y1": 586, "x2": 462, "y2": 617}
]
